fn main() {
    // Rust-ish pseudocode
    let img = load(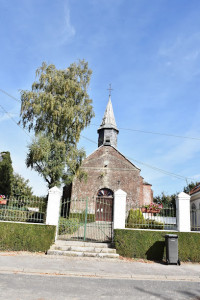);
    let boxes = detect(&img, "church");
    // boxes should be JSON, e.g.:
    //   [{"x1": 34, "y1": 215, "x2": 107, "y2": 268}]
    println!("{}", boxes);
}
[{"x1": 64, "y1": 95, "x2": 153, "y2": 221}]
